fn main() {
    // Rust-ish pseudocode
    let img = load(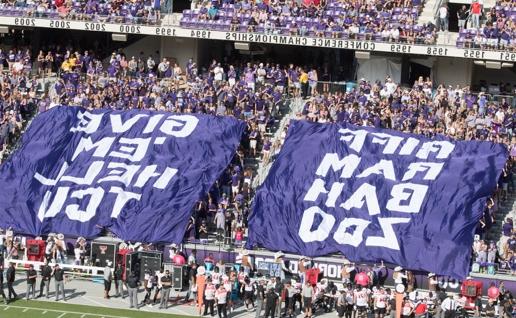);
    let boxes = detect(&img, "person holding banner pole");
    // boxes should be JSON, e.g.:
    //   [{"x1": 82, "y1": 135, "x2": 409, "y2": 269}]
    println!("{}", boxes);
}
[
  {"x1": 26, "y1": 264, "x2": 37, "y2": 300},
  {"x1": 0, "y1": 255, "x2": 7, "y2": 304},
  {"x1": 126, "y1": 272, "x2": 140, "y2": 309},
  {"x1": 265, "y1": 285, "x2": 279, "y2": 318},
  {"x1": 440, "y1": 294, "x2": 456, "y2": 318},
  {"x1": 255, "y1": 278, "x2": 266, "y2": 318},
  {"x1": 6, "y1": 262, "x2": 17, "y2": 301},
  {"x1": 53, "y1": 264, "x2": 66, "y2": 302},
  {"x1": 216, "y1": 284, "x2": 228, "y2": 318},
  {"x1": 39, "y1": 260, "x2": 52, "y2": 298},
  {"x1": 302, "y1": 281, "x2": 313, "y2": 318}
]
